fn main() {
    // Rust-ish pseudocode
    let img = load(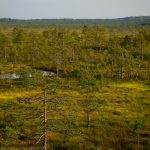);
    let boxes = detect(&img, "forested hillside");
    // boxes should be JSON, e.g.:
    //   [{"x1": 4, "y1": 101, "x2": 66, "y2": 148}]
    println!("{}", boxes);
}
[{"x1": 0, "y1": 16, "x2": 150, "y2": 26}]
